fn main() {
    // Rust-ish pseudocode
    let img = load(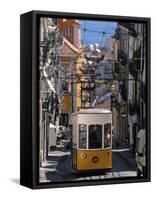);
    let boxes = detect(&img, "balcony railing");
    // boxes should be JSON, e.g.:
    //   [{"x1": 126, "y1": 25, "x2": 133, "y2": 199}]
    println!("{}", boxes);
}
[
  {"x1": 129, "y1": 60, "x2": 137, "y2": 79},
  {"x1": 81, "y1": 82, "x2": 95, "y2": 90}
]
